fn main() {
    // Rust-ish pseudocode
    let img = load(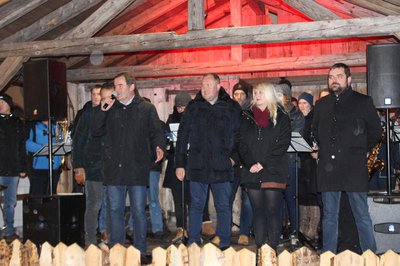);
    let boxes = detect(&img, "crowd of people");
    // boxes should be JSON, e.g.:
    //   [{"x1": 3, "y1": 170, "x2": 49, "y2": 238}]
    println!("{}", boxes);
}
[{"x1": 1, "y1": 63, "x2": 400, "y2": 262}]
